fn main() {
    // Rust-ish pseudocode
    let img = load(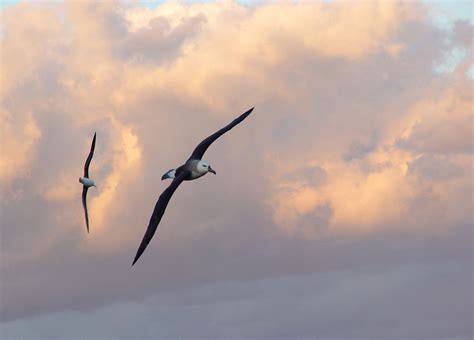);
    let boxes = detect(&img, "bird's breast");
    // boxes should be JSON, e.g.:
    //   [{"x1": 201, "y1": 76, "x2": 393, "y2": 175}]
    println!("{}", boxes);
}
[
  {"x1": 188, "y1": 170, "x2": 205, "y2": 180},
  {"x1": 80, "y1": 177, "x2": 95, "y2": 187},
  {"x1": 177, "y1": 160, "x2": 205, "y2": 181}
]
